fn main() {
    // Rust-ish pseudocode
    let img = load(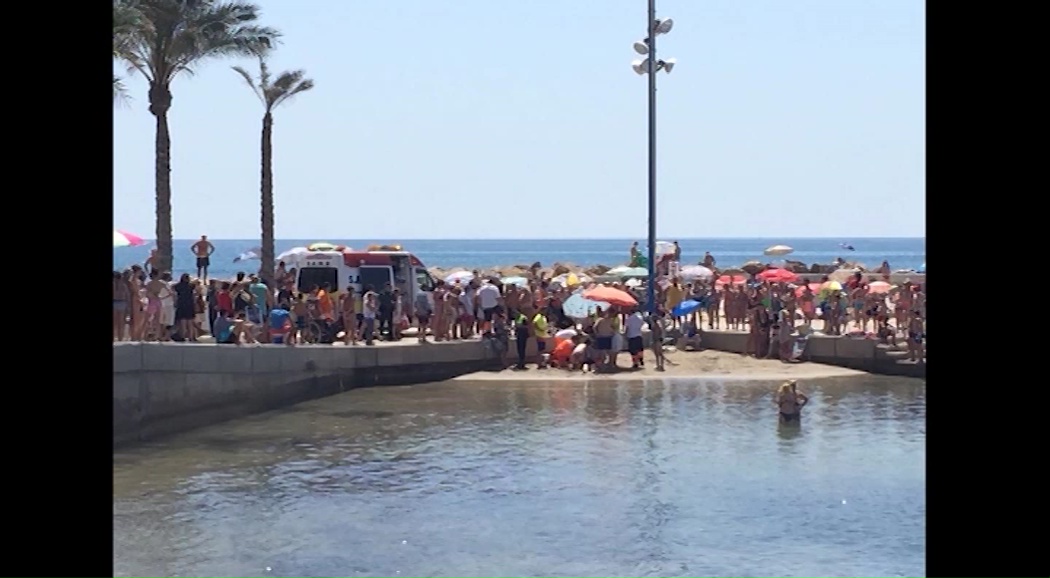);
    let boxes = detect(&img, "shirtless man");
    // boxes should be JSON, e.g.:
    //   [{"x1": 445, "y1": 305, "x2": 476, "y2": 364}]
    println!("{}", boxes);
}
[
  {"x1": 144, "y1": 248, "x2": 158, "y2": 276},
  {"x1": 191, "y1": 235, "x2": 215, "y2": 281},
  {"x1": 702, "y1": 251, "x2": 716, "y2": 269},
  {"x1": 341, "y1": 291, "x2": 358, "y2": 345},
  {"x1": 894, "y1": 282, "x2": 913, "y2": 333}
]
